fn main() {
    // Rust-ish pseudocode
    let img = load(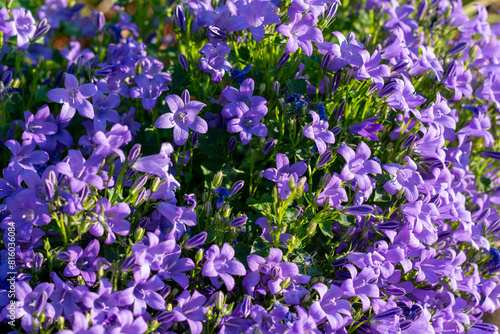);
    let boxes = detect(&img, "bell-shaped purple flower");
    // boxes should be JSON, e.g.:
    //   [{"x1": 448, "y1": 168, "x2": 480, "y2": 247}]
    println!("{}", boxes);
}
[
  {"x1": 383, "y1": 156, "x2": 424, "y2": 203},
  {"x1": 303, "y1": 110, "x2": 335, "y2": 155},
  {"x1": 202, "y1": 243, "x2": 246, "y2": 291}
]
